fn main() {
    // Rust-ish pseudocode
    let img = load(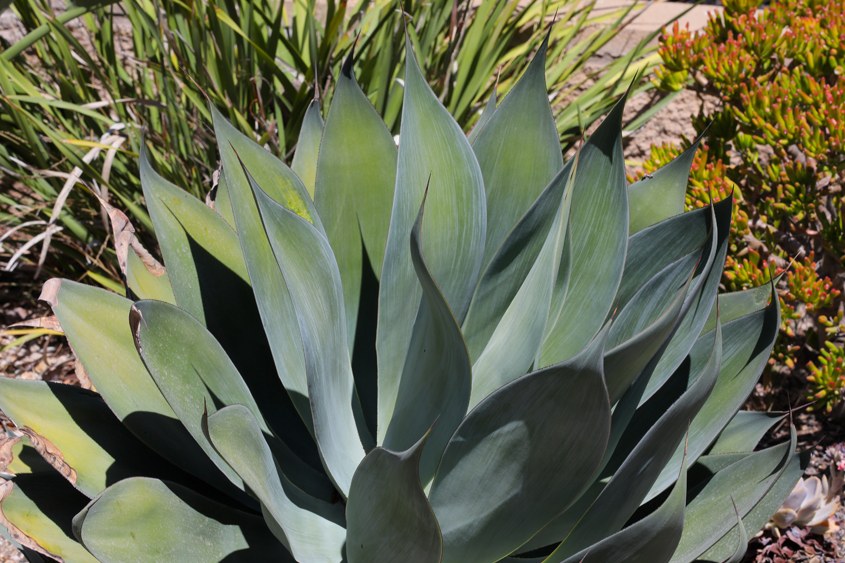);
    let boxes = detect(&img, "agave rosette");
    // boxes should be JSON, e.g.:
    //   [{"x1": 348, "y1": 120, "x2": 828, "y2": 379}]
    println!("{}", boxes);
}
[{"x1": 0, "y1": 35, "x2": 803, "y2": 563}]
